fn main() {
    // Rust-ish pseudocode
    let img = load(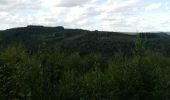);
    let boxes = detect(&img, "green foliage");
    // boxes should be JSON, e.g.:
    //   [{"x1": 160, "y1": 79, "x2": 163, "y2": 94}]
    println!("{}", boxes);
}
[
  {"x1": 0, "y1": 46, "x2": 40, "y2": 99},
  {"x1": 1, "y1": 29, "x2": 170, "y2": 100}
]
